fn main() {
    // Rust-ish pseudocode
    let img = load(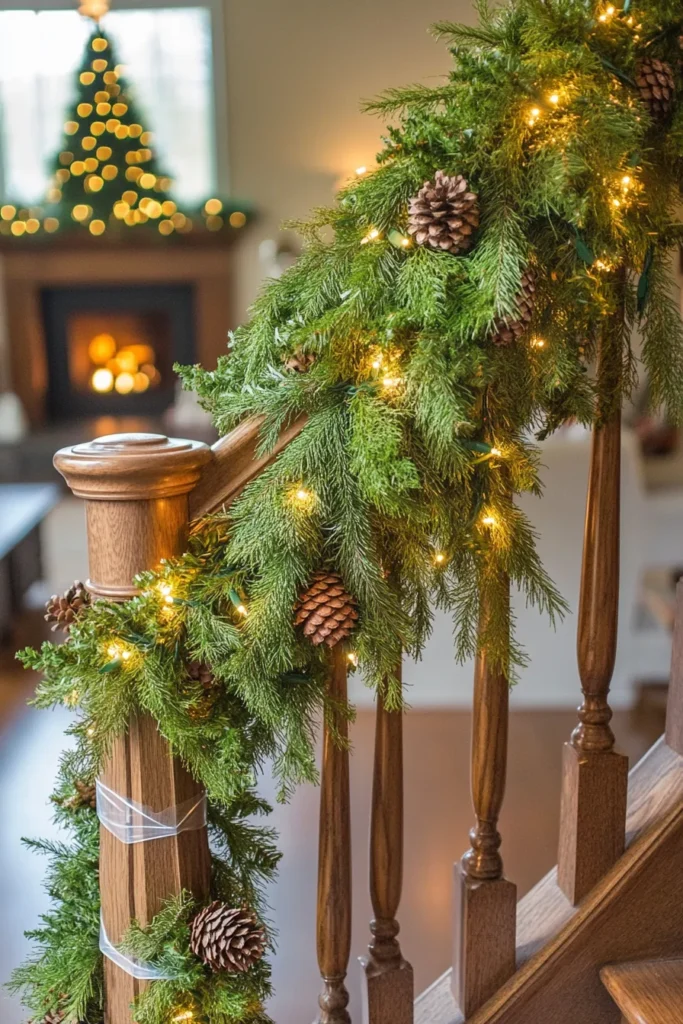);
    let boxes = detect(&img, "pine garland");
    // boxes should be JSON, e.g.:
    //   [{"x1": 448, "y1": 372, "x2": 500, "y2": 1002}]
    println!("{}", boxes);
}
[{"x1": 11, "y1": 1, "x2": 683, "y2": 1020}]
